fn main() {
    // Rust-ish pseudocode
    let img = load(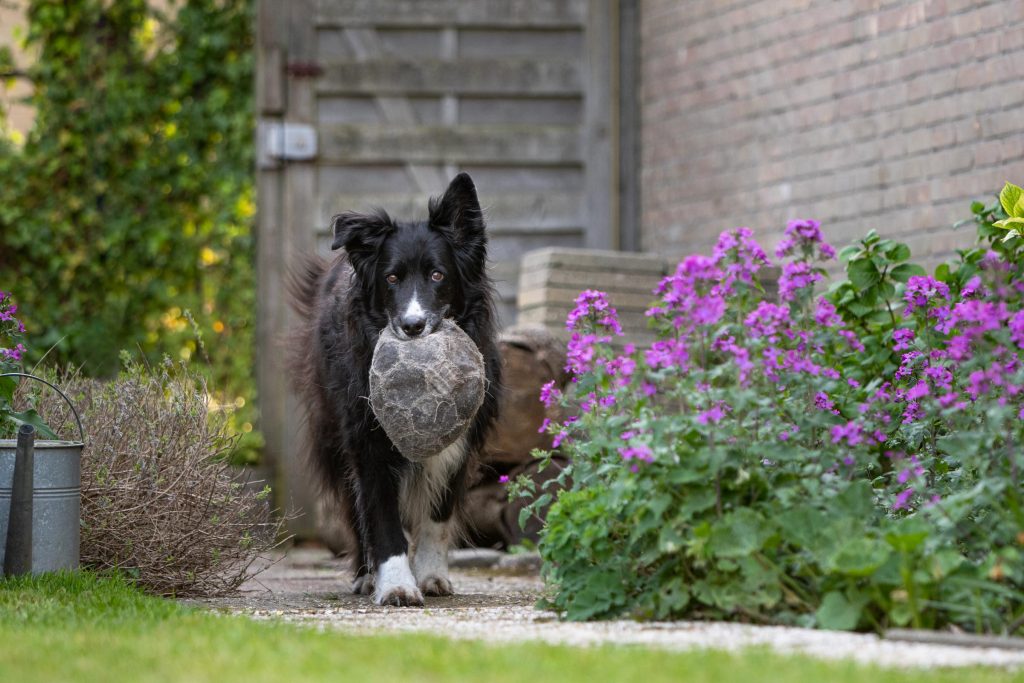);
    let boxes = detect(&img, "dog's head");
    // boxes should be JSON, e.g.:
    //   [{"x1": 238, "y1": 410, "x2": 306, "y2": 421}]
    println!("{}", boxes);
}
[{"x1": 331, "y1": 173, "x2": 489, "y2": 339}]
